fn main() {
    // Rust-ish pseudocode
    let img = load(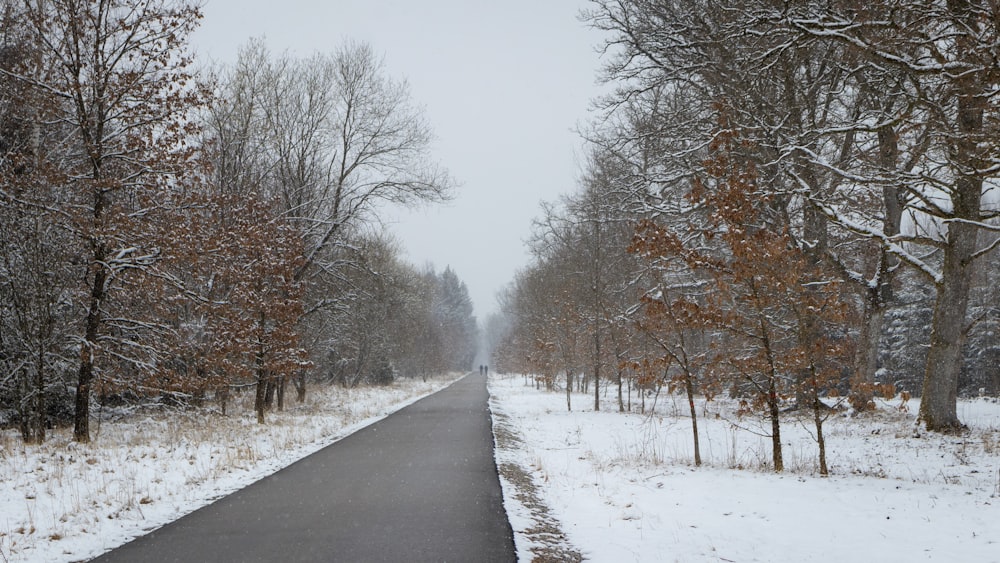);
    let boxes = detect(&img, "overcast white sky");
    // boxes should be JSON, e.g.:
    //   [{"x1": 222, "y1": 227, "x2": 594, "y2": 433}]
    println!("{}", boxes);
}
[{"x1": 190, "y1": 0, "x2": 605, "y2": 319}]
